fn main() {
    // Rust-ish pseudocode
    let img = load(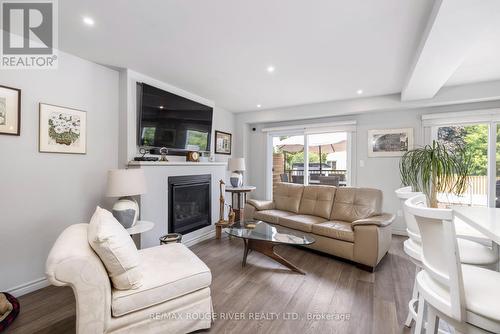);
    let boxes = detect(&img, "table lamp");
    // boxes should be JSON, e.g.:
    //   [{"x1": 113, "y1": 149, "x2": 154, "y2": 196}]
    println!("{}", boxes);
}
[
  {"x1": 228, "y1": 158, "x2": 246, "y2": 187},
  {"x1": 106, "y1": 169, "x2": 147, "y2": 228}
]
